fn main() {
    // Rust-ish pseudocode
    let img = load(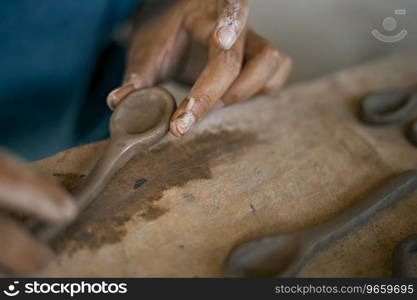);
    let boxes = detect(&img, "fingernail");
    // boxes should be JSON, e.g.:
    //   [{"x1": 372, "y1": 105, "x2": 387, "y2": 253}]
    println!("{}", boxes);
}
[
  {"x1": 216, "y1": 26, "x2": 236, "y2": 50},
  {"x1": 173, "y1": 112, "x2": 196, "y2": 136},
  {"x1": 106, "y1": 89, "x2": 119, "y2": 110},
  {"x1": 106, "y1": 83, "x2": 136, "y2": 110}
]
